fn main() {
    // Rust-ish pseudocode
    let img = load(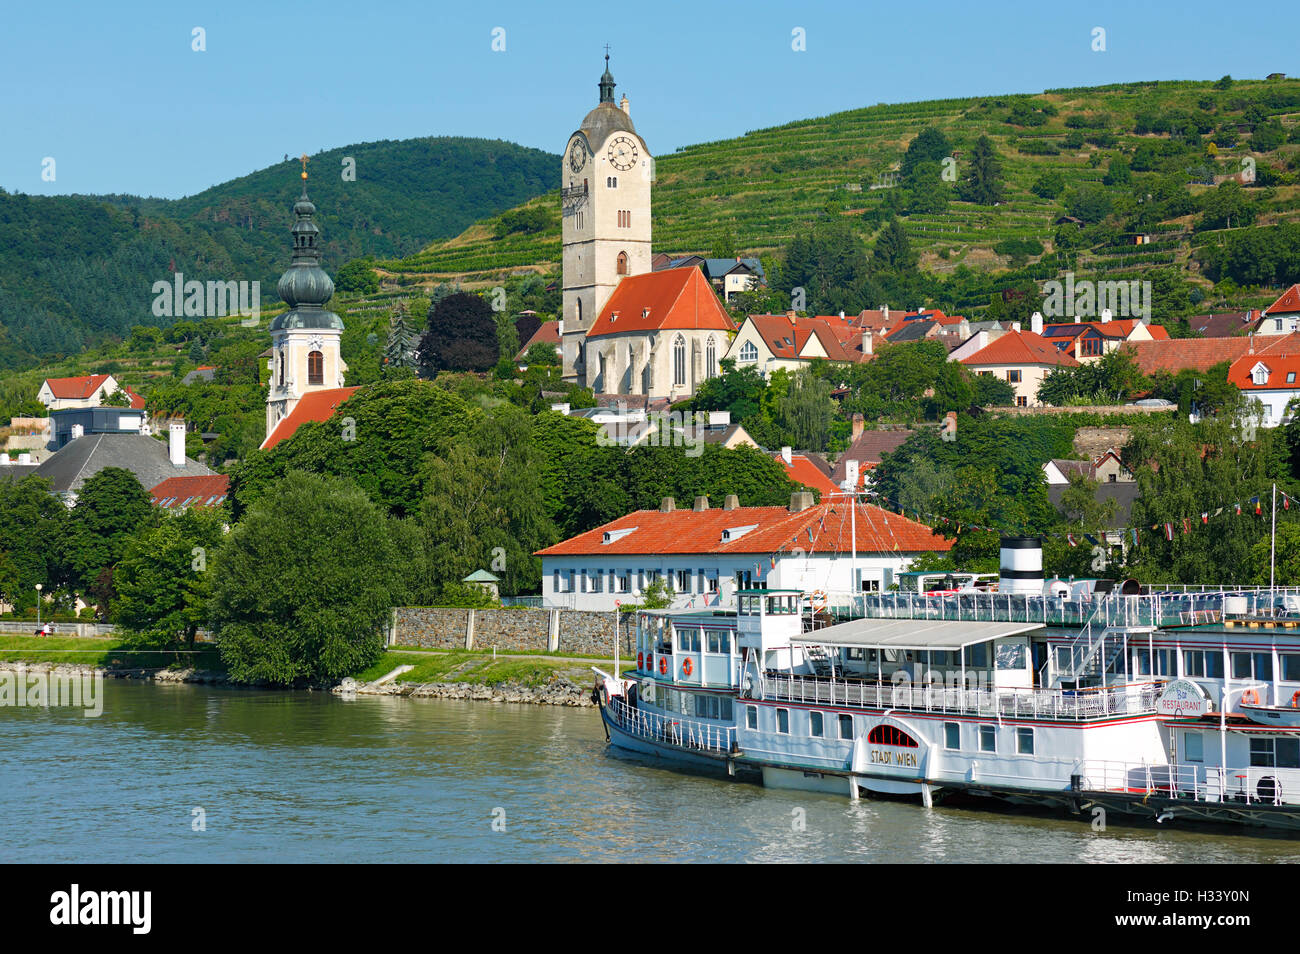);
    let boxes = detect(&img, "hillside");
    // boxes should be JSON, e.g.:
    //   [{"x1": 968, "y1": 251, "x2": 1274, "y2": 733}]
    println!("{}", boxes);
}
[
  {"x1": 0, "y1": 137, "x2": 557, "y2": 367},
  {"x1": 386, "y1": 78, "x2": 1300, "y2": 312}
]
